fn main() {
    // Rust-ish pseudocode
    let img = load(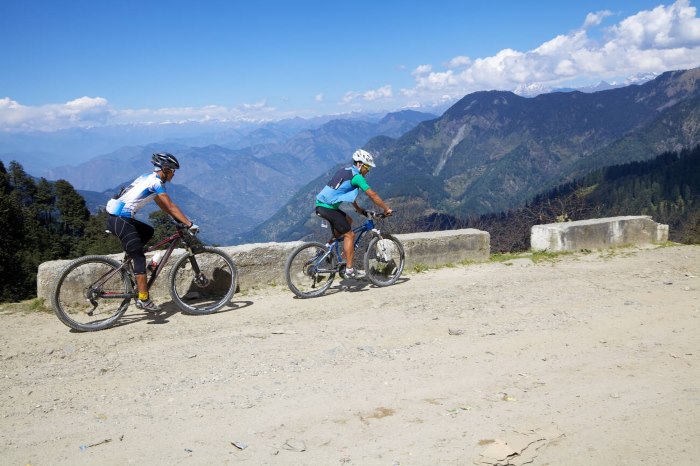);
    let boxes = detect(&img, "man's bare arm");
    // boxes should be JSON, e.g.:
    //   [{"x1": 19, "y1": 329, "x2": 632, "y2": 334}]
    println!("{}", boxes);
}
[{"x1": 154, "y1": 193, "x2": 192, "y2": 225}]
